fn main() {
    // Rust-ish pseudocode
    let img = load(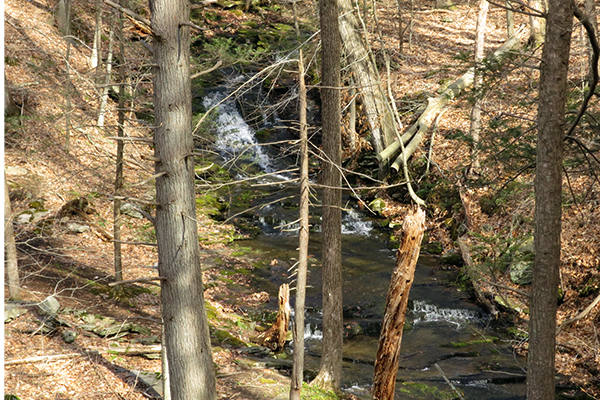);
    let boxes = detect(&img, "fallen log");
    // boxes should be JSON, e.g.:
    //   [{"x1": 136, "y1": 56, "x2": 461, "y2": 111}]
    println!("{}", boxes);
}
[
  {"x1": 377, "y1": 28, "x2": 524, "y2": 172},
  {"x1": 372, "y1": 207, "x2": 426, "y2": 400}
]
